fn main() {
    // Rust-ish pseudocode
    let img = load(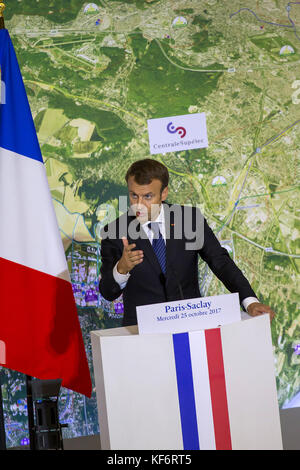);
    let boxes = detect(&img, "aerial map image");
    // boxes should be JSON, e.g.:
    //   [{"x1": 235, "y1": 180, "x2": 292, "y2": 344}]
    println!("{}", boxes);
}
[{"x1": 0, "y1": 0, "x2": 299, "y2": 447}]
